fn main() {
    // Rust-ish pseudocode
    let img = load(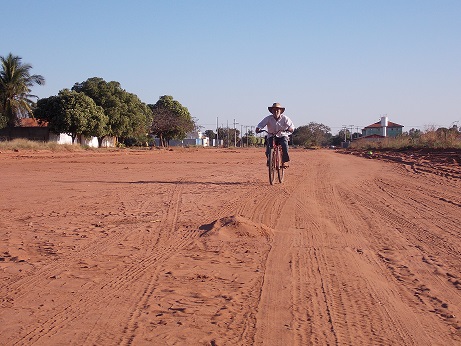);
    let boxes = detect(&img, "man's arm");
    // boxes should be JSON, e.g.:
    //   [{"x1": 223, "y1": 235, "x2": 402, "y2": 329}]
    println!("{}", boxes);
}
[
  {"x1": 285, "y1": 118, "x2": 294, "y2": 133},
  {"x1": 256, "y1": 116, "x2": 269, "y2": 133}
]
